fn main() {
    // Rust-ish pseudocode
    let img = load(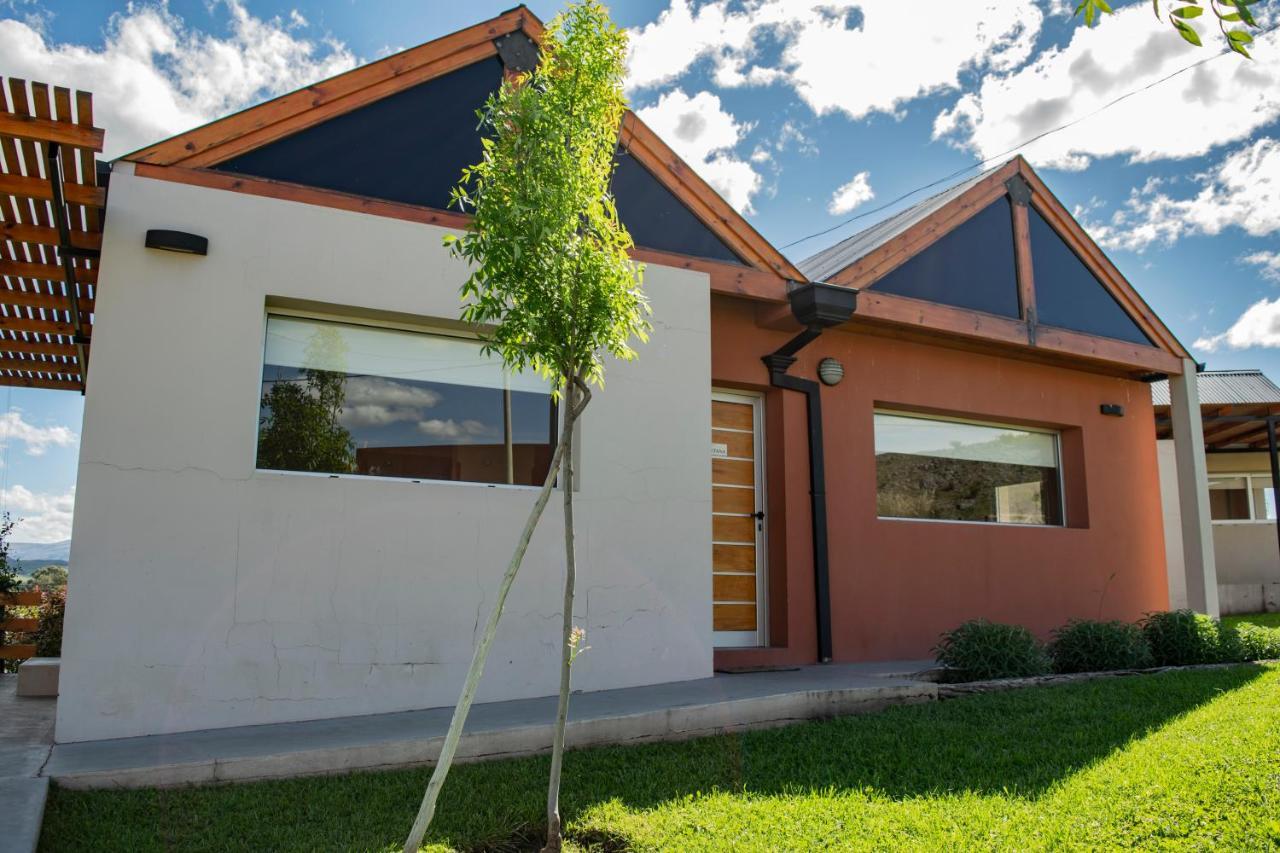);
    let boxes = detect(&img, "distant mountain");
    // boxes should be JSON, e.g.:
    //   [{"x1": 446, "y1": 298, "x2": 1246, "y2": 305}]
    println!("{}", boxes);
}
[{"x1": 8, "y1": 540, "x2": 71, "y2": 563}]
